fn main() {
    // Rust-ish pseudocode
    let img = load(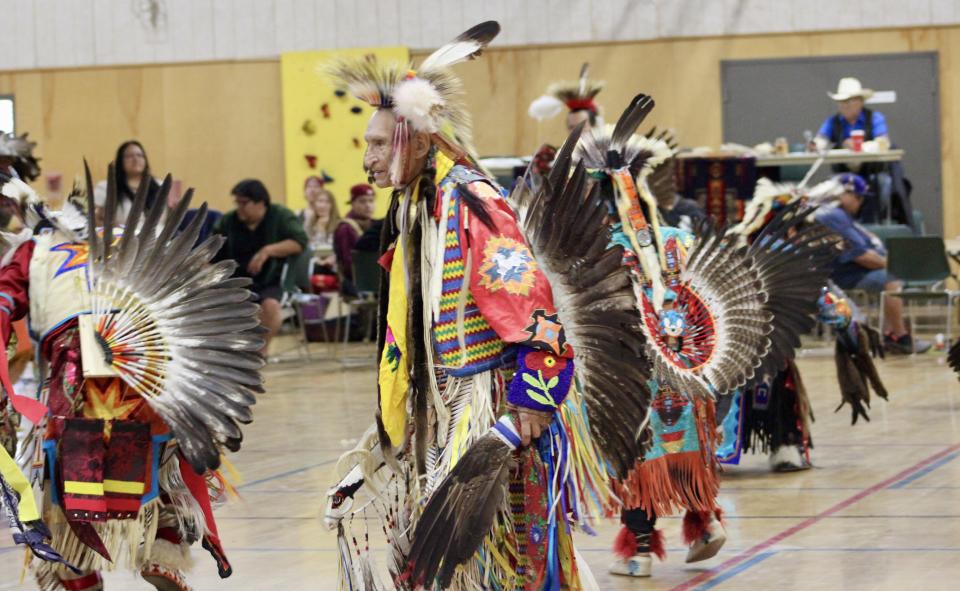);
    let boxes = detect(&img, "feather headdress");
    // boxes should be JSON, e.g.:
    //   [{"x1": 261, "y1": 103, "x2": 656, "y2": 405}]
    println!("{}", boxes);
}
[
  {"x1": 0, "y1": 132, "x2": 41, "y2": 182},
  {"x1": 548, "y1": 62, "x2": 605, "y2": 114},
  {"x1": 527, "y1": 63, "x2": 606, "y2": 122},
  {"x1": 327, "y1": 21, "x2": 499, "y2": 183}
]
